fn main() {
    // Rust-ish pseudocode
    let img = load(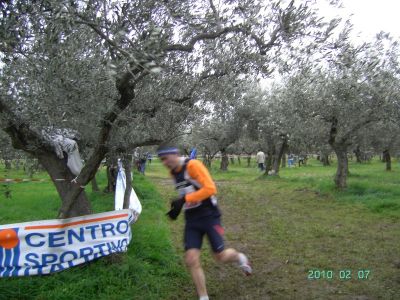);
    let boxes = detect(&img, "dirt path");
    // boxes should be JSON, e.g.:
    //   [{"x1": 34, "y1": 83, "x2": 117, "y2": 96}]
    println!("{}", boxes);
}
[{"x1": 148, "y1": 174, "x2": 400, "y2": 300}]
